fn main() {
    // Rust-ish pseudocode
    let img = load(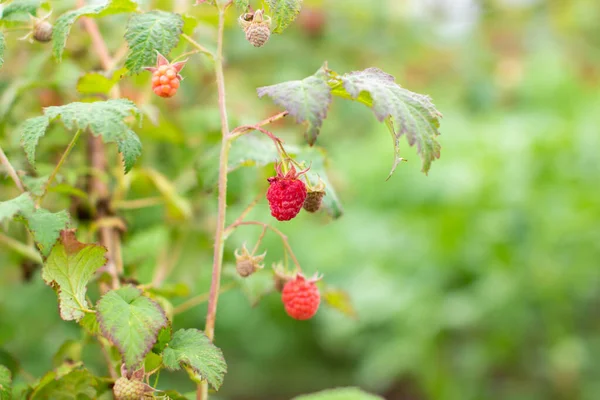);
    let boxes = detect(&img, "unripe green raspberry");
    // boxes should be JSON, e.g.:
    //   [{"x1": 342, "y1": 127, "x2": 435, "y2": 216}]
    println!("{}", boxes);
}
[{"x1": 113, "y1": 377, "x2": 148, "y2": 400}]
